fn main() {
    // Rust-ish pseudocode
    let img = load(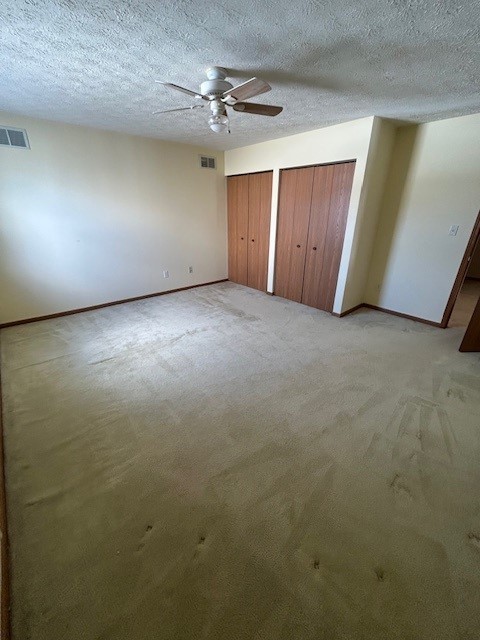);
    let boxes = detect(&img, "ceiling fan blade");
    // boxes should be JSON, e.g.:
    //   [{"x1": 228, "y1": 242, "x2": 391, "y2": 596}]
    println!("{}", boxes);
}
[
  {"x1": 152, "y1": 105, "x2": 204, "y2": 115},
  {"x1": 156, "y1": 81, "x2": 209, "y2": 101},
  {"x1": 223, "y1": 77, "x2": 271, "y2": 102},
  {"x1": 233, "y1": 102, "x2": 283, "y2": 116}
]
